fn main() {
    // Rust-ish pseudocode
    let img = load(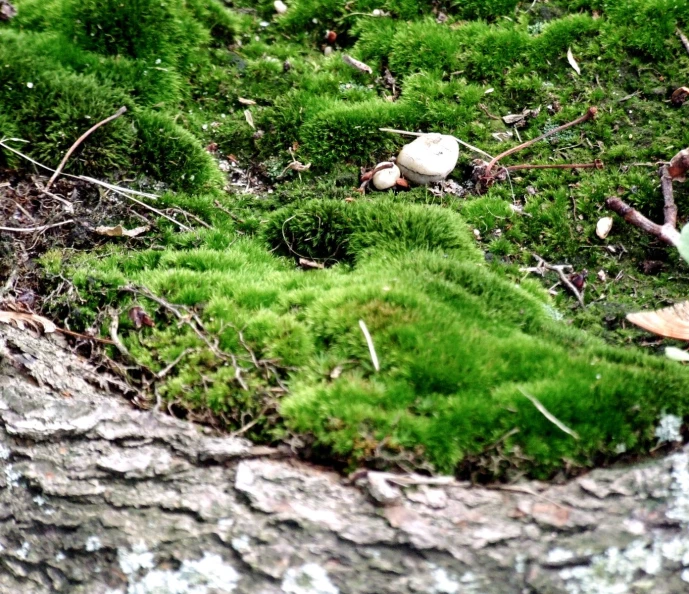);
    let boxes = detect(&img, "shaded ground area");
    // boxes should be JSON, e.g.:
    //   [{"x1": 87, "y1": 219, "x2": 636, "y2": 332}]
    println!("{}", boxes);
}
[{"x1": 1, "y1": 0, "x2": 689, "y2": 480}]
